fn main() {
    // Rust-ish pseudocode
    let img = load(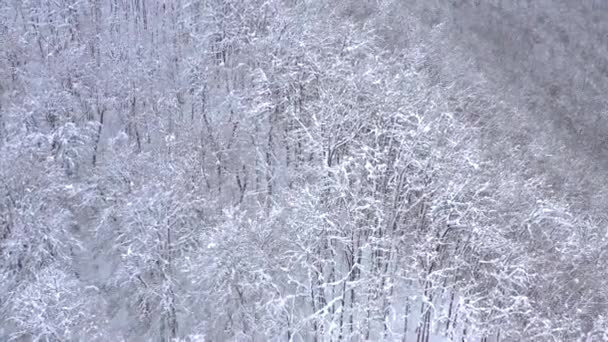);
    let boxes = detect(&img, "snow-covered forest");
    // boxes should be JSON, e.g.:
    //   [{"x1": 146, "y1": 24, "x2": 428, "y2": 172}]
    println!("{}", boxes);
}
[{"x1": 1, "y1": 1, "x2": 608, "y2": 341}]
